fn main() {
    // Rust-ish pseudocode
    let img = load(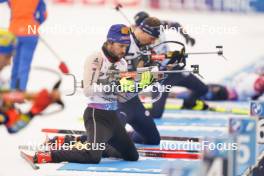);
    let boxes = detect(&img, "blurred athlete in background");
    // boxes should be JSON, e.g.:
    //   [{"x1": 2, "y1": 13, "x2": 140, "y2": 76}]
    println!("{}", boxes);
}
[
  {"x1": 174, "y1": 67, "x2": 264, "y2": 101},
  {"x1": 0, "y1": 0, "x2": 47, "y2": 90},
  {"x1": 133, "y1": 11, "x2": 209, "y2": 119},
  {"x1": 0, "y1": 29, "x2": 61, "y2": 134}
]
